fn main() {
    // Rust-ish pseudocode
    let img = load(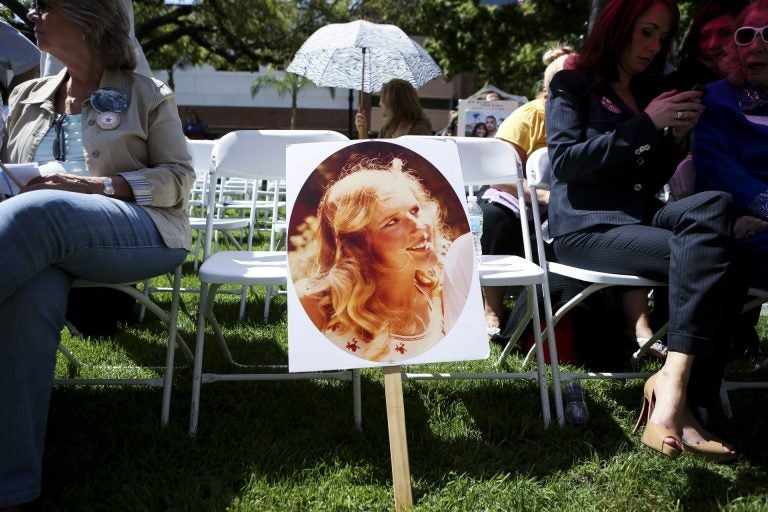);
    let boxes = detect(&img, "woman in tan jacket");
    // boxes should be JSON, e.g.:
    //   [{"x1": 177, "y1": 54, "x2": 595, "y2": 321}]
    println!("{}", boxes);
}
[{"x1": 0, "y1": 1, "x2": 194, "y2": 508}]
